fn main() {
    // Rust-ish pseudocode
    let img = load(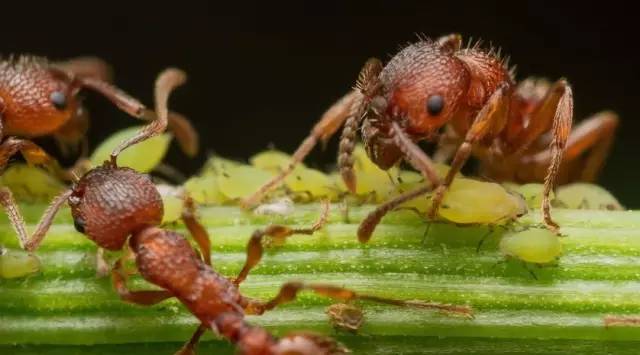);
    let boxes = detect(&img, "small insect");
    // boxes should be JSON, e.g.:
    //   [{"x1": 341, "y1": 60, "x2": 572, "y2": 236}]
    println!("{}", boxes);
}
[
  {"x1": 499, "y1": 227, "x2": 562, "y2": 264},
  {"x1": 0, "y1": 55, "x2": 198, "y2": 179},
  {"x1": 4, "y1": 69, "x2": 473, "y2": 354},
  {"x1": 325, "y1": 303, "x2": 365, "y2": 333},
  {"x1": 241, "y1": 33, "x2": 618, "y2": 242}
]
